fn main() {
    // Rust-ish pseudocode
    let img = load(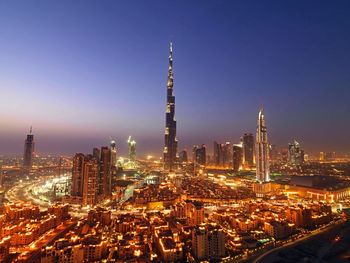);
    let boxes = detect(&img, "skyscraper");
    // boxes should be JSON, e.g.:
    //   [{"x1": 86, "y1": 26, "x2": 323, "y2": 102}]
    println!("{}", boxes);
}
[
  {"x1": 242, "y1": 133, "x2": 254, "y2": 168},
  {"x1": 193, "y1": 145, "x2": 206, "y2": 165},
  {"x1": 110, "y1": 140, "x2": 117, "y2": 167},
  {"x1": 232, "y1": 144, "x2": 243, "y2": 172},
  {"x1": 256, "y1": 109, "x2": 270, "y2": 182},
  {"x1": 163, "y1": 42, "x2": 177, "y2": 171},
  {"x1": 71, "y1": 153, "x2": 85, "y2": 197},
  {"x1": 127, "y1": 136, "x2": 136, "y2": 162},
  {"x1": 99, "y1": 146, "x2": 112, "y2": 197},
  {"x1": 288, "y1": 140, "x2": 304, "y2": 165},
  {"x1": 178, "y1": 150, "x2": 188, "y2": 163},
  {"x1": 23, "y1": 127, "x2": 35, "y2": 174},
  {"x1": 213, "y1": 142, "x2": 231, "y2": 167},
  {"x1": 222, "y1": 142, "x2": 232, "y2": 167},
  {"x1": 213, "y1": 141, "x2": 221, "y2": 166},
  {"x1": 82, "y1": 156, "x2": 98, "y2": 206}
]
